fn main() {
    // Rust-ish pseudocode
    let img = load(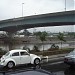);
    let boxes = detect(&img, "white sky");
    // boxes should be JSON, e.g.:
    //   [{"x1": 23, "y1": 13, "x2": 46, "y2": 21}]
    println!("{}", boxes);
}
[
  {"x1": 0, "y1": 0, "x2": 75, "y2": 32},
  {"x1": 27, "y1": 25, "x2": 75, "y2": 33}
]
